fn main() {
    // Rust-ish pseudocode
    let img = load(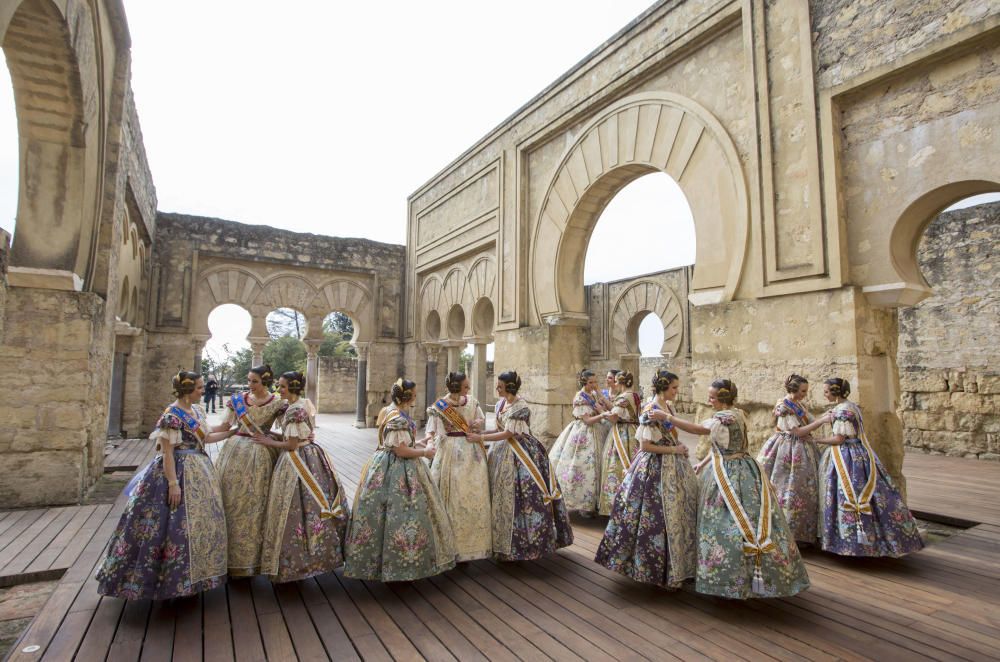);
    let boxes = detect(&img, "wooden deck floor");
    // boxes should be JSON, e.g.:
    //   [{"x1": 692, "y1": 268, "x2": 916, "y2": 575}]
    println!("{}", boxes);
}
[{"x1": 5, "y1": 414, "x2": 1000, "y2": 661}]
